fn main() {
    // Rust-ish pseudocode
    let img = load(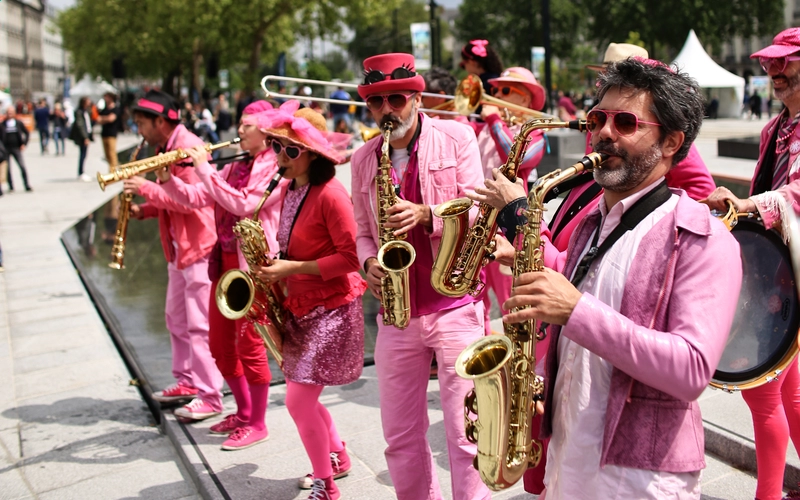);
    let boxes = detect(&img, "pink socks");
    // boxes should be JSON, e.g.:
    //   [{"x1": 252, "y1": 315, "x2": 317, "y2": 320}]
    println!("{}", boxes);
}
[
  {"x1": 249, "y1": 383, "x2": 269, "y2": 432},
  {"x1": 225, "y1": 375, "x2": 251, "y2": 422}
]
